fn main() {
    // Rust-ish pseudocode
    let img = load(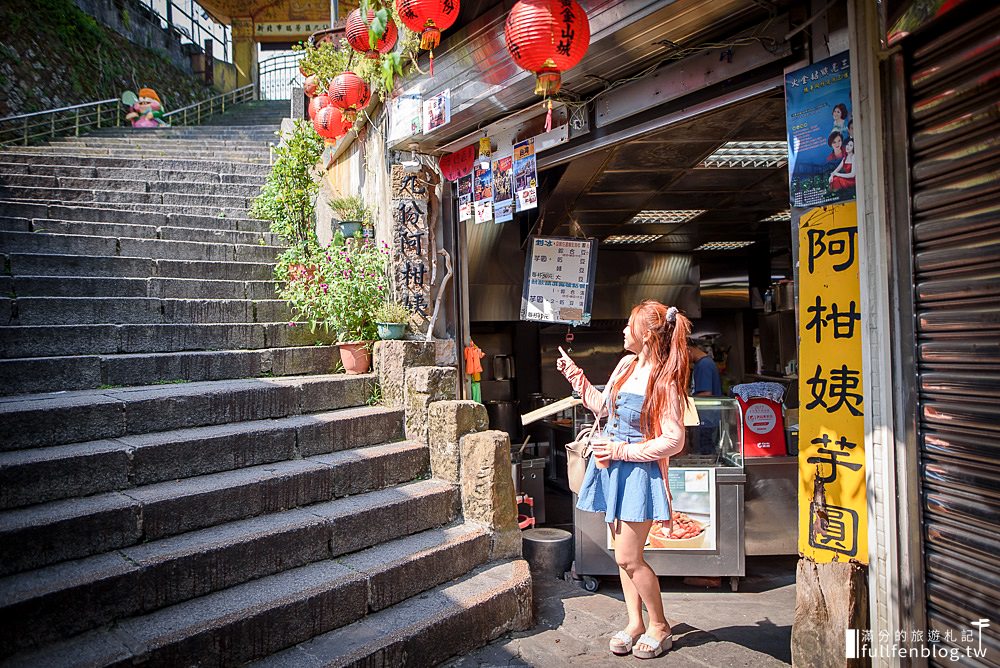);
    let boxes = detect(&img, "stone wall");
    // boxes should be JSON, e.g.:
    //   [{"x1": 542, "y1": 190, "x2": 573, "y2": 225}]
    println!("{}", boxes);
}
[{"x1": 71, "y1": 0, "x2": 194, "y2": 72}]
